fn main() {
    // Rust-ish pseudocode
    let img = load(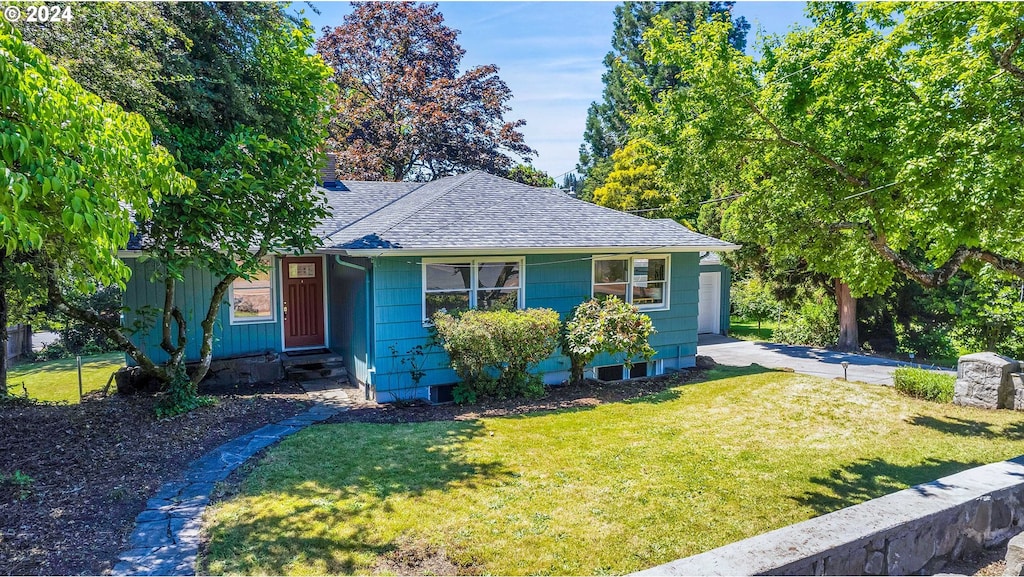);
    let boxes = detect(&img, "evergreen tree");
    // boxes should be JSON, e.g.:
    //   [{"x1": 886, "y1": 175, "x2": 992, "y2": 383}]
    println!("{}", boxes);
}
[{"x1": 577, "y1": 2, "x2": 748, "y2": 189}]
